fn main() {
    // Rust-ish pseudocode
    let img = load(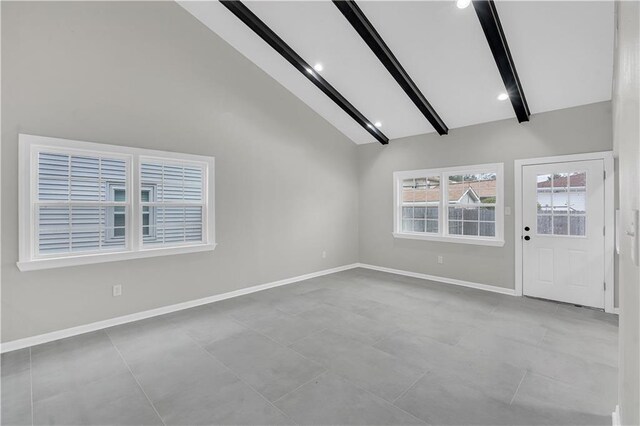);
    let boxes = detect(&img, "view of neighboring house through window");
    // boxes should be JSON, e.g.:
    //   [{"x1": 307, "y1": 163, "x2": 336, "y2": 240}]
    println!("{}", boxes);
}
[
  {"x1": 402, "y1": 176, "x2": 439, "y2": 233},
  {"x1": 447, "y1": 173, "x2": 497, "y2": 237},
  {"x1": 18, "y1": 134, "x2": 216, "y2": 271},
  {"x1": 394, "y1": 163, "x2": 504, "y2": 246}
]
